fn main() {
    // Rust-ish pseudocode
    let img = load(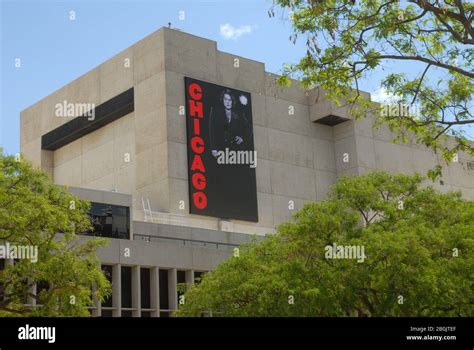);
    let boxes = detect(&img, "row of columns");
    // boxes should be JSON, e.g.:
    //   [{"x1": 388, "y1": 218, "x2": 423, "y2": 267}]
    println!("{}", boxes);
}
[
  {"x1": 92, "y1": 265, "x2": 196, "y2": 317},
  {"x1": 2, "y1": 260, "x2": 195, "y2": 317}
]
